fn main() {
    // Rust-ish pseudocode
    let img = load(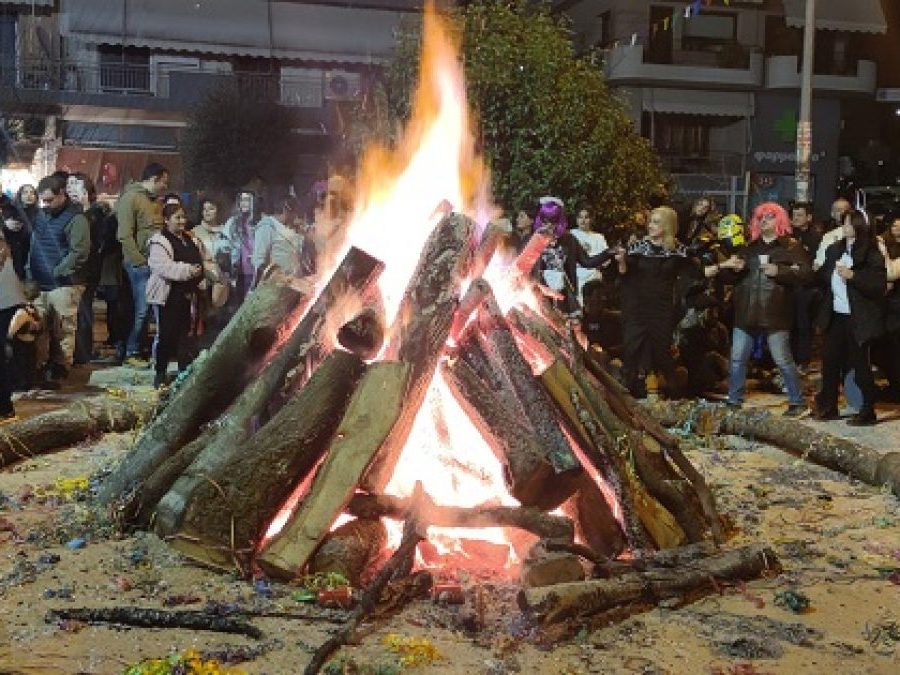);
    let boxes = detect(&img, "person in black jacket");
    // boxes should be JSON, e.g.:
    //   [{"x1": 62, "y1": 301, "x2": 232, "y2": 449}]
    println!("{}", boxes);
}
[
  {"x1": 789, "y1": 202, "x2": 822, "y2": 371},
  {"x1": 706, "y1": 202, "x2": 811, "y2": 415},
  {"x1": 813, "y1": 210, "x2": 886, "y2": 426},
  {"x1": 613, "y1": 206, "x2": 695, "y2": 398}
]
